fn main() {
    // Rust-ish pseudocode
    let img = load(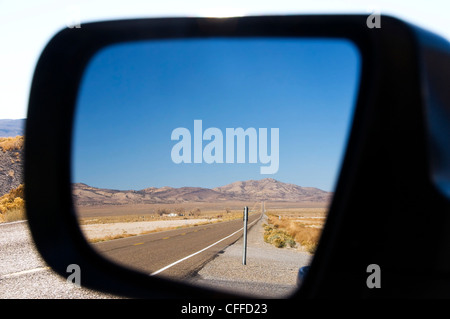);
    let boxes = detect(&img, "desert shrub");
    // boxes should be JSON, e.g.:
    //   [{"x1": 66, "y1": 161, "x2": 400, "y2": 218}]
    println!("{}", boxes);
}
[
  {"x1": 0, "y1": 184, "x2": 25, "y2": 214},
  {"x1": 263, "y1": 223, "x2": 296, "y2": 248},
  {"x1": 0, "y1": 184, "x2": 26, "y2": 222},
  {"x1": 3, "y1": 207, "x2": 26, "y2": 222},
  {"x1": 0, "y1": 136, "x2": 24, "y2": 152},
  {"x1": 265, "y1": 215, "x2": 322, "y2": 253}
]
